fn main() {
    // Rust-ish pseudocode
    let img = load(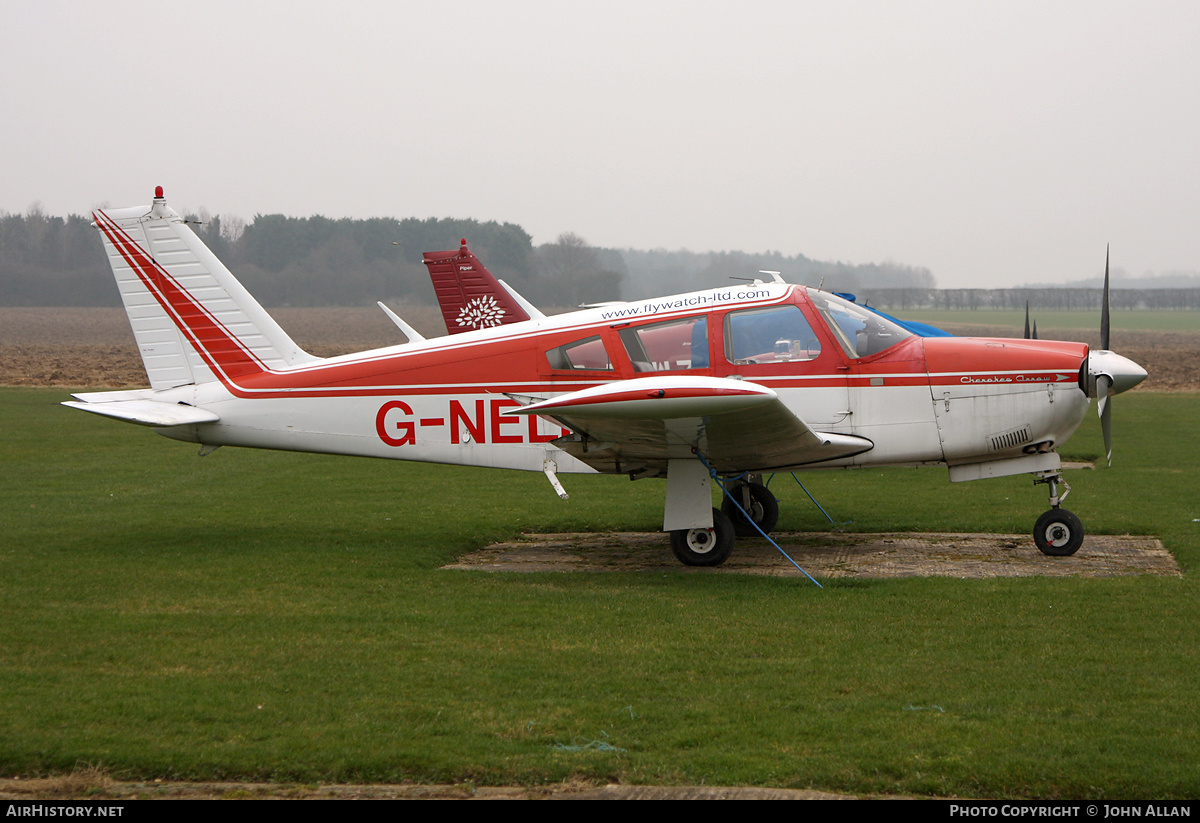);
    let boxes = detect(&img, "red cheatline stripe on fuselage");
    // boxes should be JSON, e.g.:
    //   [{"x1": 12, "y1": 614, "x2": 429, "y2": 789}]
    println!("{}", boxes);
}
[
  {"x1": 215, "y1": 370, "x2": 1070, "y2": 400},
  {"x1": 927, "y1": 370, "x2": 1078, "y2": 386},
  {"x1": 94, "y1": 211, "x2": 268, "y2": 383},
  {"x1": 100, "y1": 235, "x2": 1074, "y2": 402}
]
